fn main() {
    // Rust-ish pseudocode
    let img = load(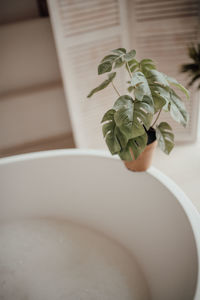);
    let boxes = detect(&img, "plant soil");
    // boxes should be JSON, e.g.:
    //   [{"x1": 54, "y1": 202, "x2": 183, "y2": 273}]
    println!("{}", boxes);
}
[{"x1": 147, "y1": 127, "x2": 156, "y2": 145}]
